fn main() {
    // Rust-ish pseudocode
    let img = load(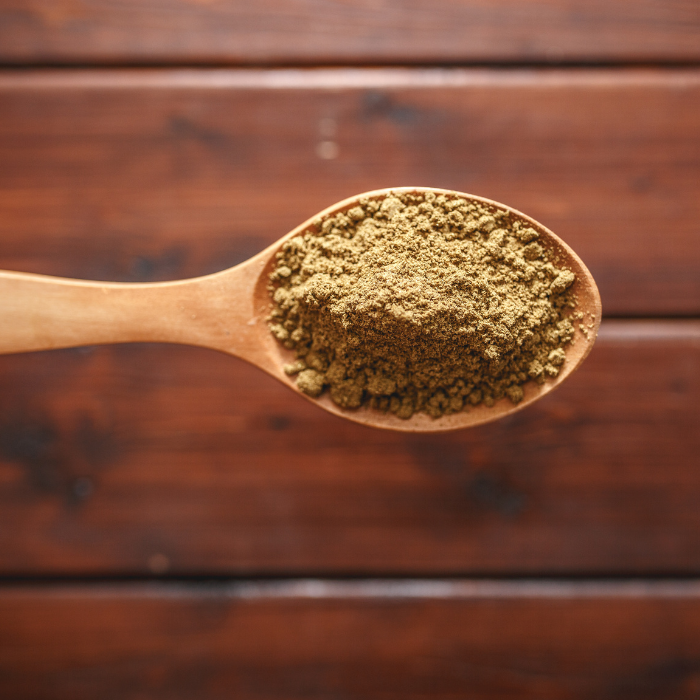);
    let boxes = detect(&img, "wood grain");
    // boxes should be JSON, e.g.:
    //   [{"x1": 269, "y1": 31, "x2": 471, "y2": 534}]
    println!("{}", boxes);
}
[
  {"x1": 3, "y1": 580, "x2": 700, "y2": 699},
  {"x1": 0, "y1": 320, "x2": 697, "y2": 575},
  {"x1": 0, "y1": 69, "x2": 699, "y2": 315},
  {"x1": 2, "y1": 4, "x2": 698, "y2": 693},
  {"x1": 1, "y1": 0, "x2": 699, "y2": 65}
]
